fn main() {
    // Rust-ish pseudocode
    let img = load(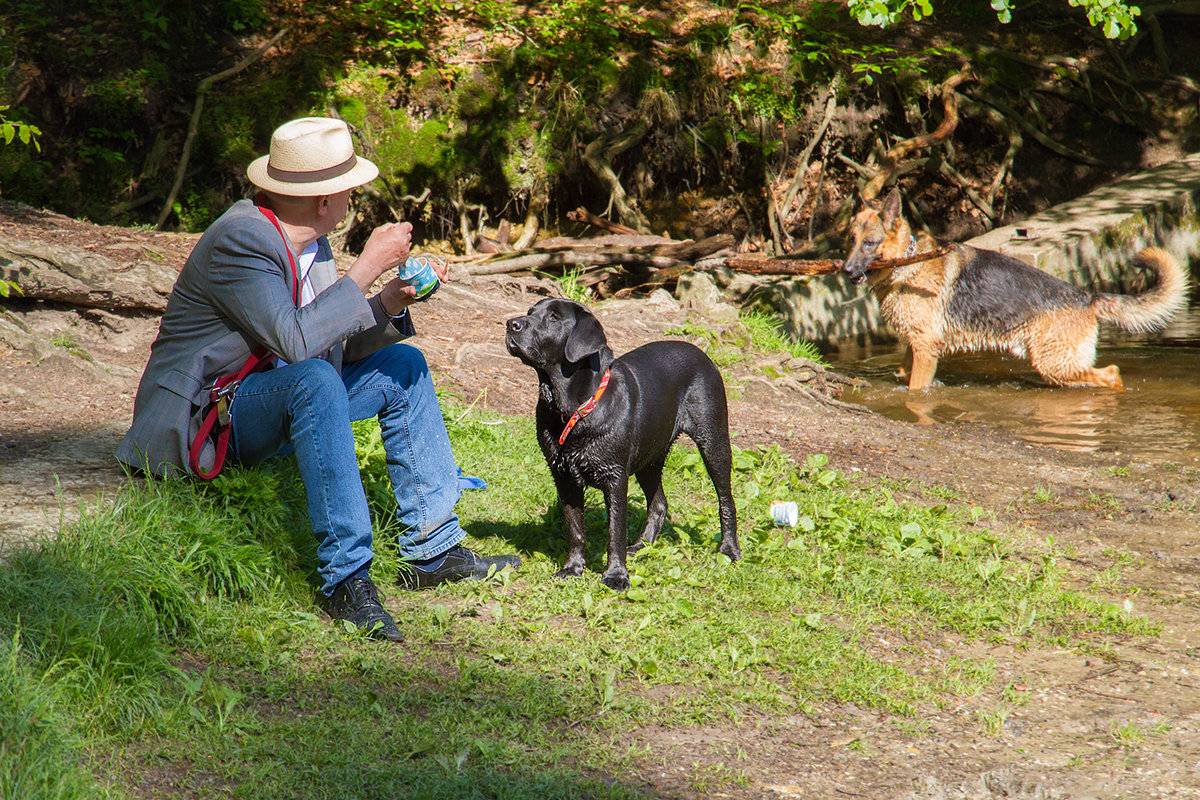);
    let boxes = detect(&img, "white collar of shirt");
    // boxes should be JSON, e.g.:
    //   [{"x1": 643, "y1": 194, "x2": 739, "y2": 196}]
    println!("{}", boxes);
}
[{"x1": 297, "y1": 241, "x2": 319, "y2": 307}]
